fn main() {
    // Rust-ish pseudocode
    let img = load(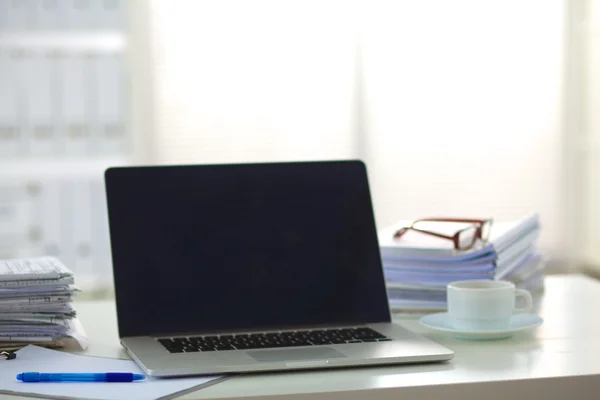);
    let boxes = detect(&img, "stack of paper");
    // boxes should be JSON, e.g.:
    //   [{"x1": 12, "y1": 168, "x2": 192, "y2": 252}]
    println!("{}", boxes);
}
[
  {"x1": 0, "y1": 257, "x2": 87, "y2": 350},
  {"x1": 378, "y1": 213, "x2": 545, "y2": 312}
]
